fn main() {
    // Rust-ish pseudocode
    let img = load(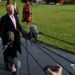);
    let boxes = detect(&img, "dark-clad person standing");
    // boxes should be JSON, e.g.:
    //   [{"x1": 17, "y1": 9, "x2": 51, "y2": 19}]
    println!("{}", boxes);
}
[
  {"x1": 0, "y1": 4, "x2": 27, "y2": 71},
  {"x1": 13, "y1": 2, "x2": 19, "y2": 16}
]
